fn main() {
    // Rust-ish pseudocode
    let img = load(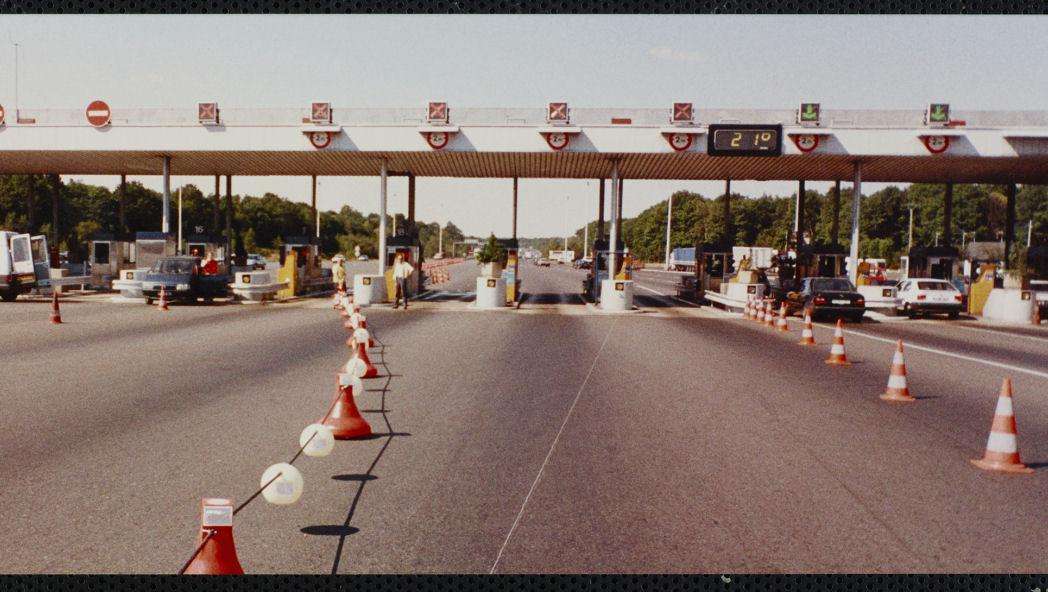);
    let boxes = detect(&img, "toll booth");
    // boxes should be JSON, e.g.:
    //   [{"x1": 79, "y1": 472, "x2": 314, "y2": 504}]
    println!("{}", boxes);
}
[
  {"x1": 903, "y1": 246, "x2": 961, "y2": 281},
  {"x1": 88, "y1": 232, "x2": 133, "y2": 288},
  {"x1": 498, "y1": 238, "x2": 520, "y2": 304},
  {"x1": 585, "y1": 236, "x2": 628, "y2": 301},
  {"x1": 278, "y1": 236, "x2": 330, "y2": 295},
  {"x1": 133, "y1": 232, "x2": 176, "y2": 271},
  {"x1": 695, "y1": 242, "x2": 735, "y2": 298},
  {"x1": 795, "y1": 243, "x2": 848, "y2": 280},
  {"x1": 384, "y1": 234, "x2": 421, "y2": 302},
  {"x1": 185, "y1": 234, "x2": 226, "y2": 265}
]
